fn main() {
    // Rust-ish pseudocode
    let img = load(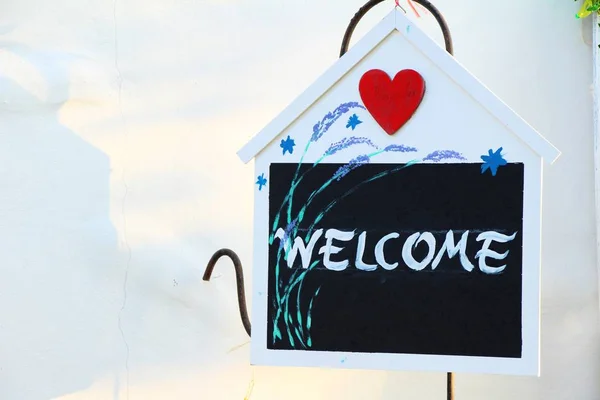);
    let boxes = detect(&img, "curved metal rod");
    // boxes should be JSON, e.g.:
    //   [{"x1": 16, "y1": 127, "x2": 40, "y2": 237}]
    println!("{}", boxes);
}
[
  {"x1": 339, "y1": 0, "x2": 453, "y2": 57},
  {"x1": 203, "y1": 248, "x2": 251, "y2": 337}
]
